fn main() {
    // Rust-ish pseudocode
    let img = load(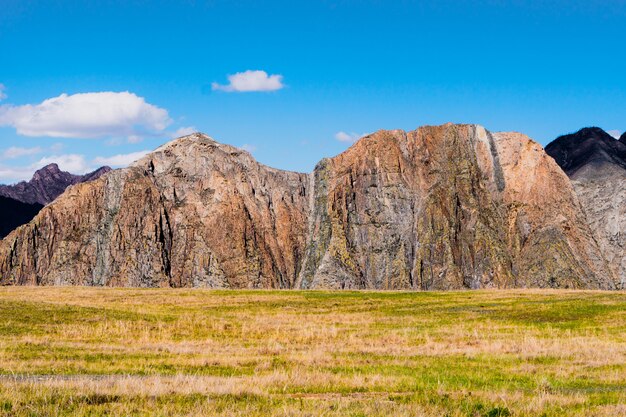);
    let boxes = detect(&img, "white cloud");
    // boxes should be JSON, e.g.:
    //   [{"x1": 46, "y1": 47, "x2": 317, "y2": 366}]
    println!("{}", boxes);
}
[
  {"x1": 0, "y1": 166, "x2": 37, "y2": 183},
  {"x1": 1, "y1": 146, "x2": 43, "y2": 159},
  {"x1": 0, "y1": 91, "x2": 171, "y2": 138},
  {"x1": 607, "y1": 130, "x2": 622, "y2": 139},
  {"x1": 239, "y1": 144, "x2": 257, "y2": 153},
  {"x1": 106, "y1": 134, "x2": 145, "y2": 145},
  {"x1": 171, "y1": 126, "x2": 197, "y2": 138},
  {"x1": 93, "y1": 150, "x2": 150, "y2": 167},
  {"x1": 35, "y1": 154, "x2": 91, "y2": 174},
  {"x1": 127, "y1": 135, "x2": 143, "y2": 144},
  {"x1": 105, "y1": 138, "x2": 123, "y2": 146},
  {"x1": 50, "y1": 143, "x2": 64, "y2": 153},
  {"x1": 212, "y1": 70, "x2": 284, "y2": 93},
  {"x1": 335, "y1": 131, "x2": 367, "y2": 143},
  {"x1": 0, "y1": 84, "x2": 6, "y2": 101}
]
